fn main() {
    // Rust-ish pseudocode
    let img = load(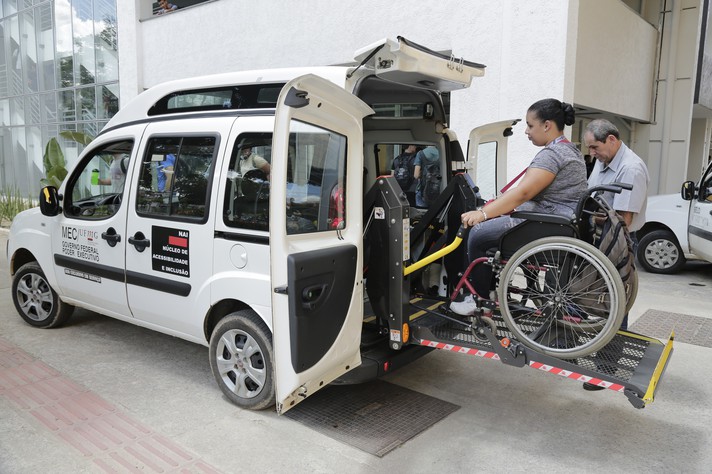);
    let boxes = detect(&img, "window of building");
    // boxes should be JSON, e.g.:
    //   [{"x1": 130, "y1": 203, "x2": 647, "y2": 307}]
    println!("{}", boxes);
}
[
  {"x1": 151, "y1": 0, "x2": 213, "y2": 17},
  {"x1": 0, "y1": 0, "x2": 120, "y2": 197}
]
